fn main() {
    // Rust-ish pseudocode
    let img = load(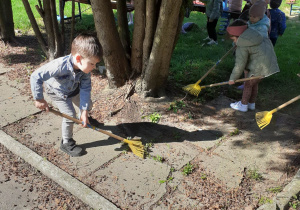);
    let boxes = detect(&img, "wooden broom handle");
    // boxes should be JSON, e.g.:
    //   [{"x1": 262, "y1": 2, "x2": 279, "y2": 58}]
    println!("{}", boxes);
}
[
  {"x1": 201, "y1": 76, "x2": 264, "y2": 88},
  {"x1": 49, "y1": 108, "x2": 125, "y2": 141},
  {"x1": 272, "y1": 95, "x2": 300, "y2": 113},
  {"x1": 196, "y1": 46, "x2": 236, "y2": 85}
]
